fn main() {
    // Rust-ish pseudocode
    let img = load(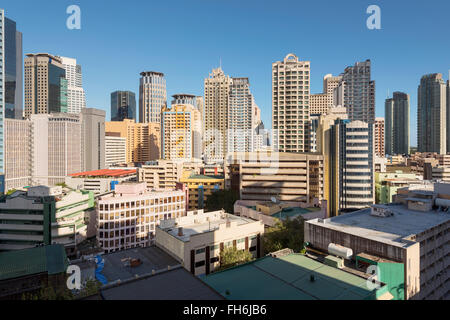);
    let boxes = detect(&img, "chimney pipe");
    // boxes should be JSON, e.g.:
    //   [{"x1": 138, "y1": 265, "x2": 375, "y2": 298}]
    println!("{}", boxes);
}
[{"x1": 178, "y1": 227, "x2": 184, "y2": 236}]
